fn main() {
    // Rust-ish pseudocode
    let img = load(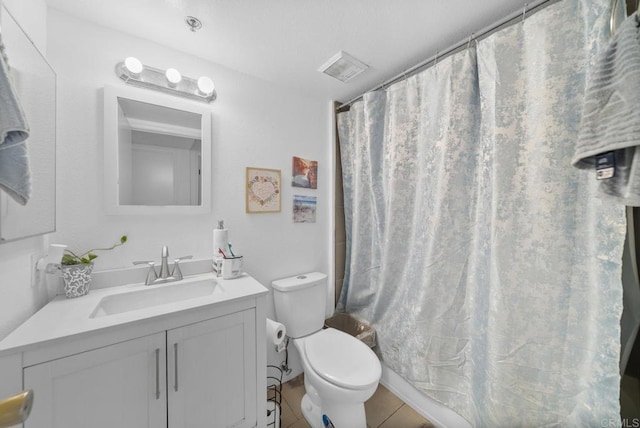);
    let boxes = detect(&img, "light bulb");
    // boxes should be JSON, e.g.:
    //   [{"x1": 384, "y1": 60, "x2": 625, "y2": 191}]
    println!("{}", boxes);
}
[
  {"x1": 197, "y1": 76, "x2": 215, "y2": 96},
  {"x1": 124, "y1": 57, "x2": 143, "y2": 75},
  {"x1": 165, "y1": 68, "x2": 182, "y2": 87}
]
